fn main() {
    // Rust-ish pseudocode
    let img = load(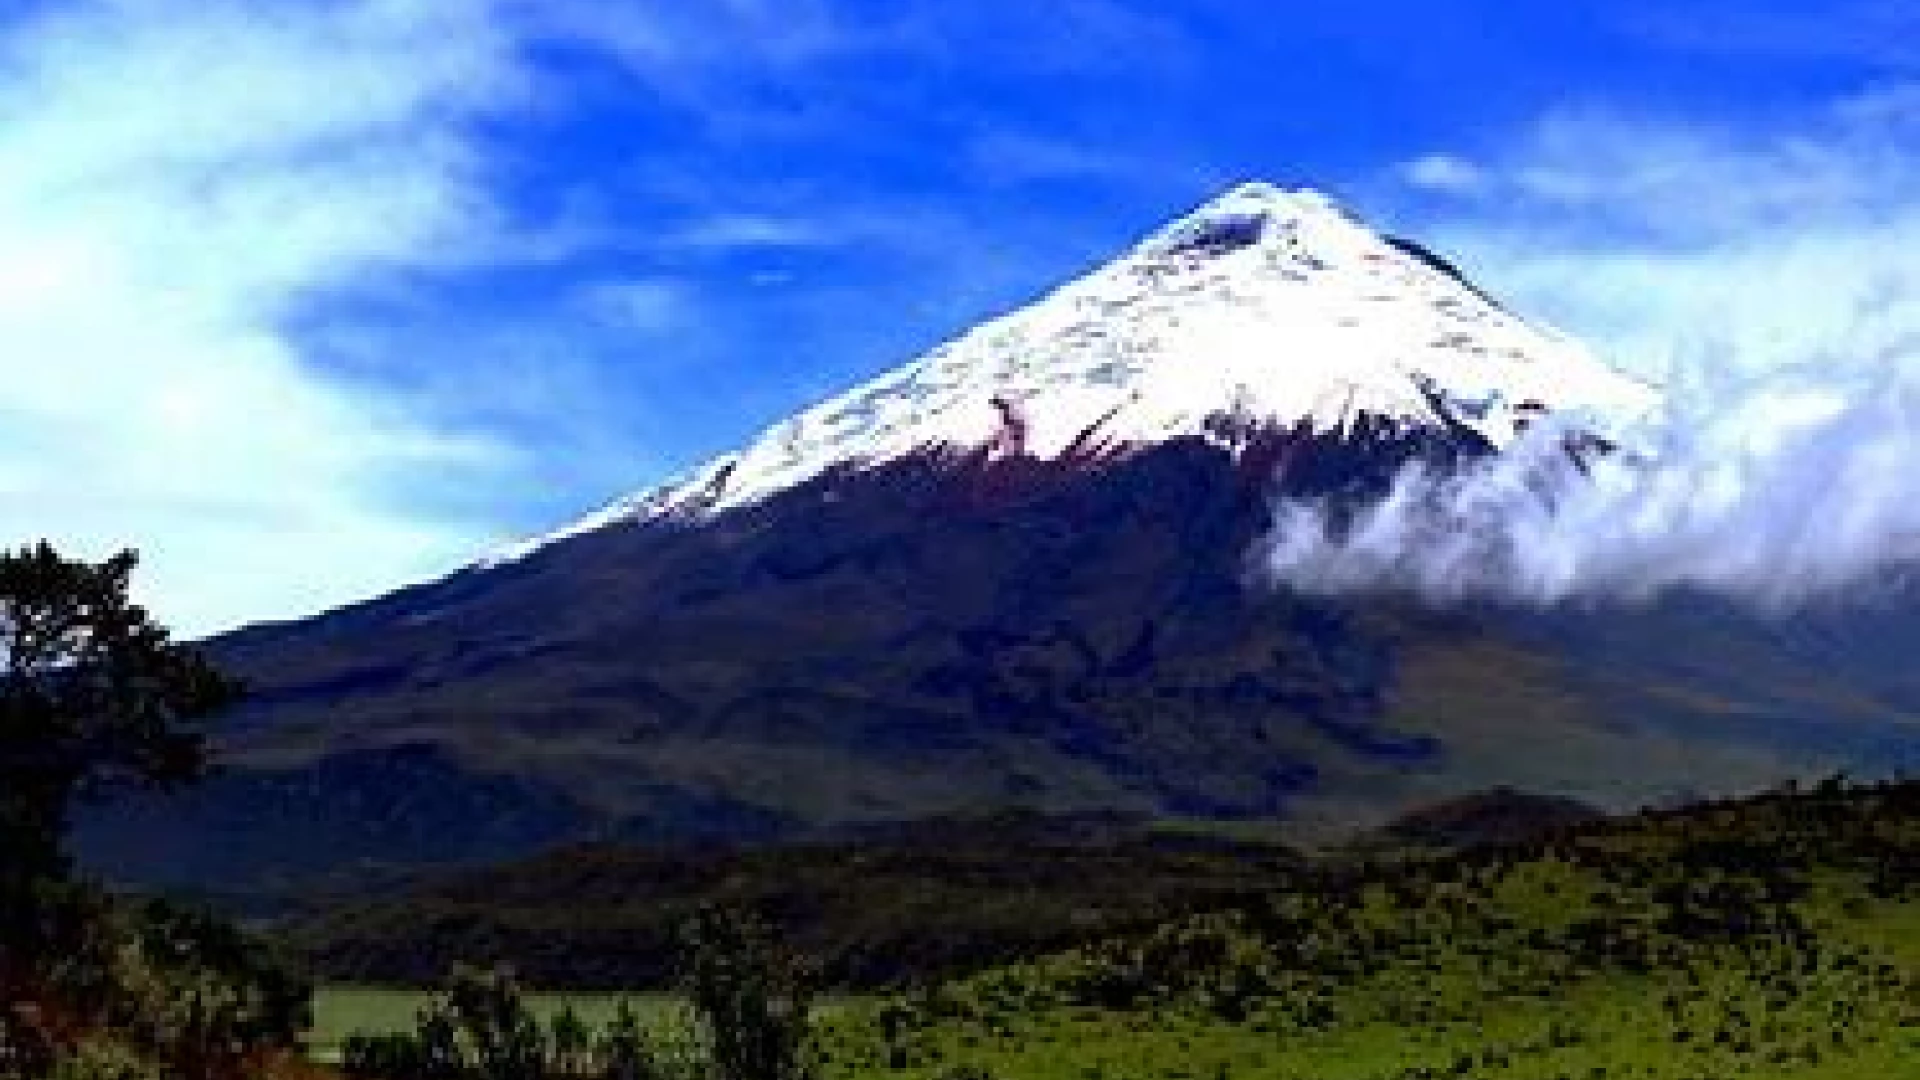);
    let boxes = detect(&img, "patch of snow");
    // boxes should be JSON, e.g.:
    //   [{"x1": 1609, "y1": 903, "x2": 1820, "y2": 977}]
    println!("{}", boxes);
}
[{"x1": 480, "y1": 182, "x2": 1656, "y2": 567}]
